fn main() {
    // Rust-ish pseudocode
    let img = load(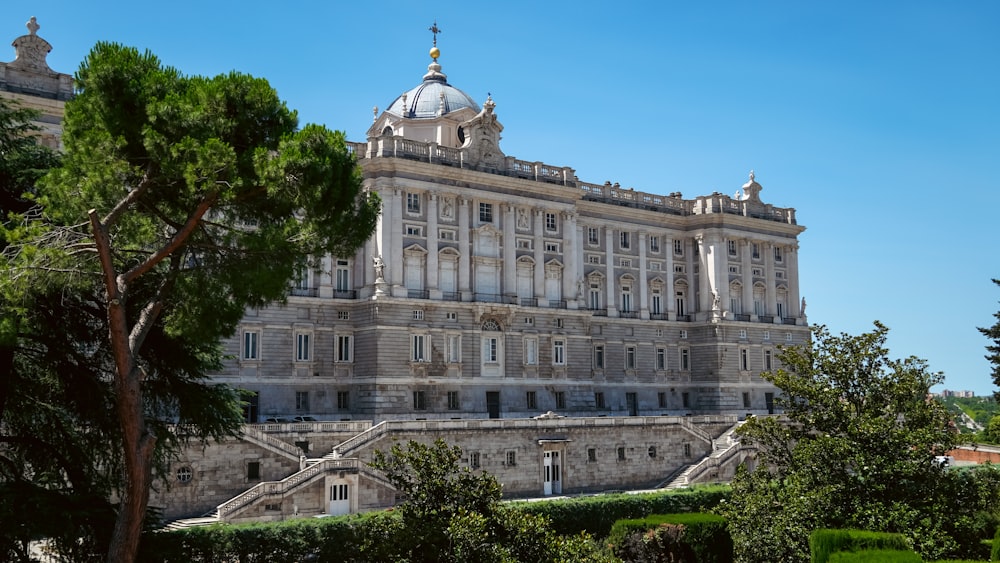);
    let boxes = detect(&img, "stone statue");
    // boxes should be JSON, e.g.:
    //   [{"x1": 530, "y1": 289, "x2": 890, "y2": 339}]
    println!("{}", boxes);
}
[
  {"x1": 712, "y1": 290, "x2": 721, "y2": 311},
  {"x1": 801, "y1": 297, "x2": 807, "y2": 316},
  {"x1": 373, "y1": 255, "x2": 385, "y2": 281},
  {"x1": 516, "y1": 208, "x2": 529, "y2": 230},
  {"x1": 441, "y1": 197, "x2": 454, "y2": 218},
  {"x1": 576, "y1": 276, "x2": 585, "y2": 299}
]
